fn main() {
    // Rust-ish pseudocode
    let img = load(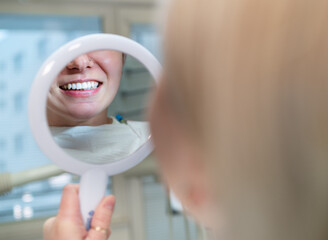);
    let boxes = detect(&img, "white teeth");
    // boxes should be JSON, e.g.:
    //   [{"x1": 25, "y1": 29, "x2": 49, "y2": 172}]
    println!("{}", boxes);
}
[{"x1": 61, "y1": 81, "x2": 100, "y2": 91}]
